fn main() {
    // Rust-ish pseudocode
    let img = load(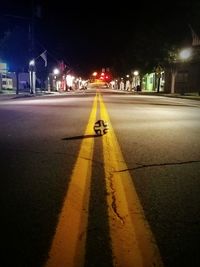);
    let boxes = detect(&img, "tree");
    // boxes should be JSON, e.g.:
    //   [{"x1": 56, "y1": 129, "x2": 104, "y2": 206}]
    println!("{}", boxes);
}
[{"x1": 164, "y1": 46, "x2": 179, "y2": 94}]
